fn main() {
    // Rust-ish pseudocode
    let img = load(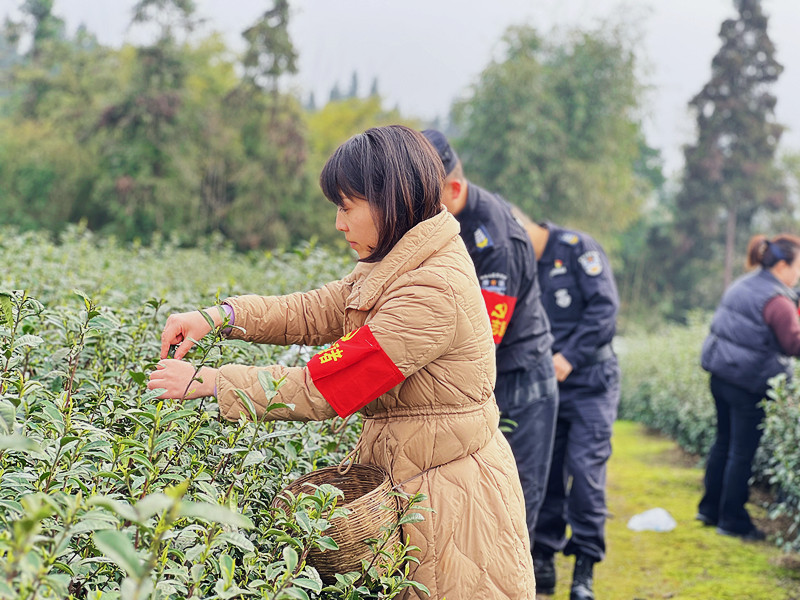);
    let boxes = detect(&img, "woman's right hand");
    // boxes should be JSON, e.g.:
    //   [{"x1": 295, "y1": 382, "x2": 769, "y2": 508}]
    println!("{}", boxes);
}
[{"x1": 160, "y1": 307, "x2": 224, "y2": 359}]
